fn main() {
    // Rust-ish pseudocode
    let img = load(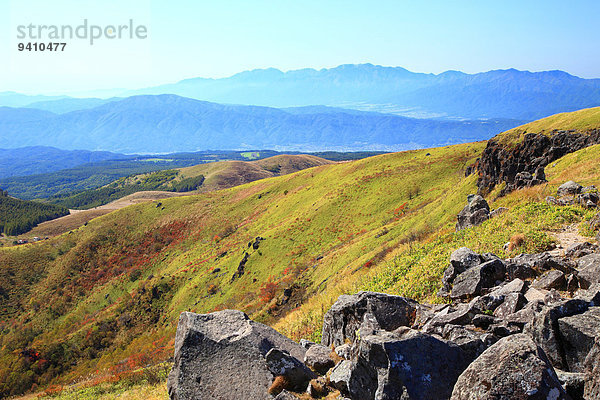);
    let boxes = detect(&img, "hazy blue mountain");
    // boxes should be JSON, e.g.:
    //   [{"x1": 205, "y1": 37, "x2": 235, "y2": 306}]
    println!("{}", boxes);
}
[
  {"x1": 24, "y1": 97, "x2": 120, "y2": 114},
  {"x1": 129, "y1": 64, "x2": 600, "y2": 120},
  {"x1": 0, "y1": 146, "x2": 128, "y2": 178},
  {"x1": 0, "y1": 92, "x2": 68, "y2": 108},
  {"x1": 0, "y1": 94, "x2": 524, "y2": 154}
]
